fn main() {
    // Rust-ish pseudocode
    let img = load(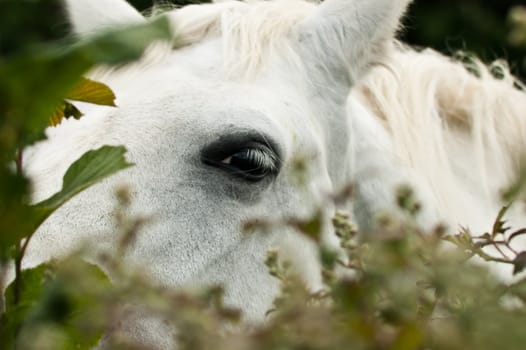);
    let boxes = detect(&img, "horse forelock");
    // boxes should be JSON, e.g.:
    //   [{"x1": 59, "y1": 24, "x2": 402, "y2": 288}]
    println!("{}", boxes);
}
[{"x1": 90, "y1": 0, "x2": 317, "y2": 81}]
